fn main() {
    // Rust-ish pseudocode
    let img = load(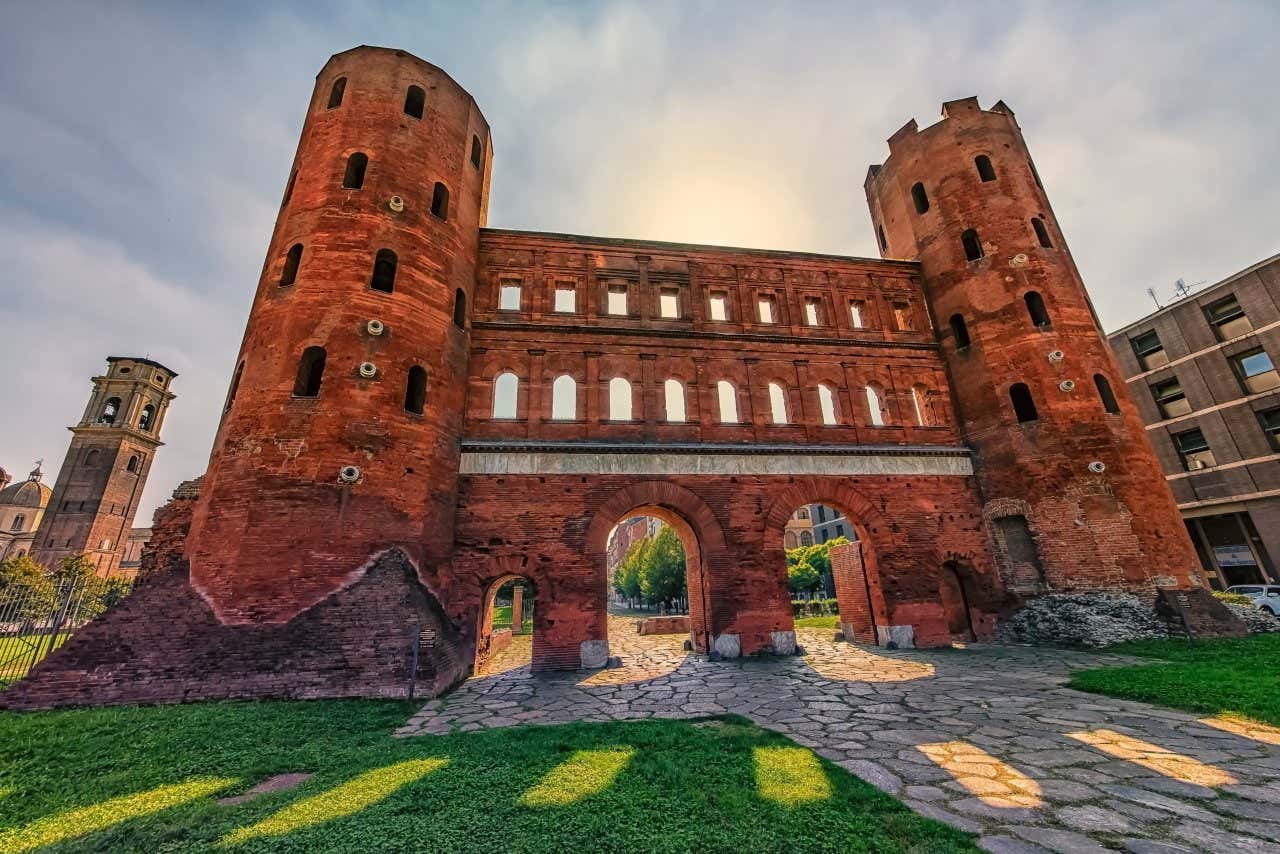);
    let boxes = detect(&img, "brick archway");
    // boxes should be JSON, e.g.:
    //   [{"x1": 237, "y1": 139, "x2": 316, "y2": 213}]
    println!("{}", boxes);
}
[
  {"x1": 474, "y1": 555, "x2": 536, "y2": 674},
  {"x1": 586, "y1": 481, "x2": 728, "y2": 654}
]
